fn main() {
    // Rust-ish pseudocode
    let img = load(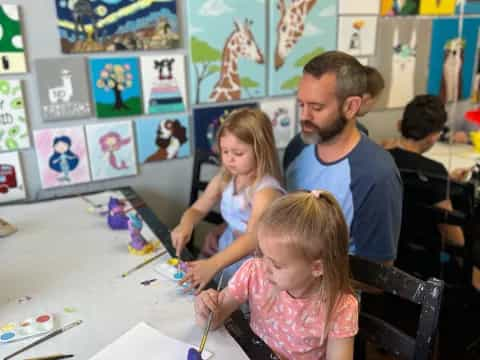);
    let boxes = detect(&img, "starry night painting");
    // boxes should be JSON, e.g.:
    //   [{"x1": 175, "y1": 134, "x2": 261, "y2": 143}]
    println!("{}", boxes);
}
[{"x1": 55, "y1": 0, "x2": 179, "y2": 54}]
